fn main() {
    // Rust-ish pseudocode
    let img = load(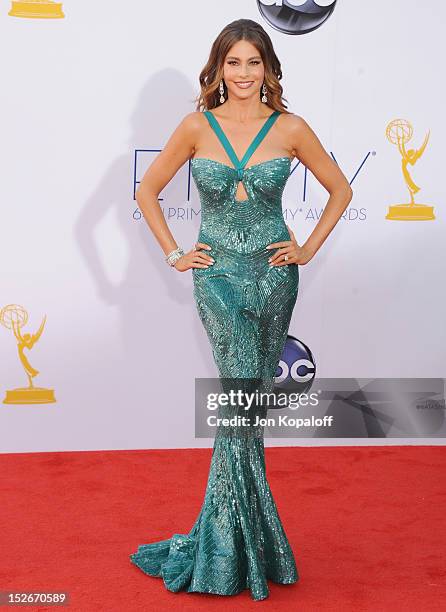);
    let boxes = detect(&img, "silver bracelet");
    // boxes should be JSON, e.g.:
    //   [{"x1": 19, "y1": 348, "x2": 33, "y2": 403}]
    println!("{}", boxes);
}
[{"x1": 165, "y1": 246, "x2": 185, "y2": 267}]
